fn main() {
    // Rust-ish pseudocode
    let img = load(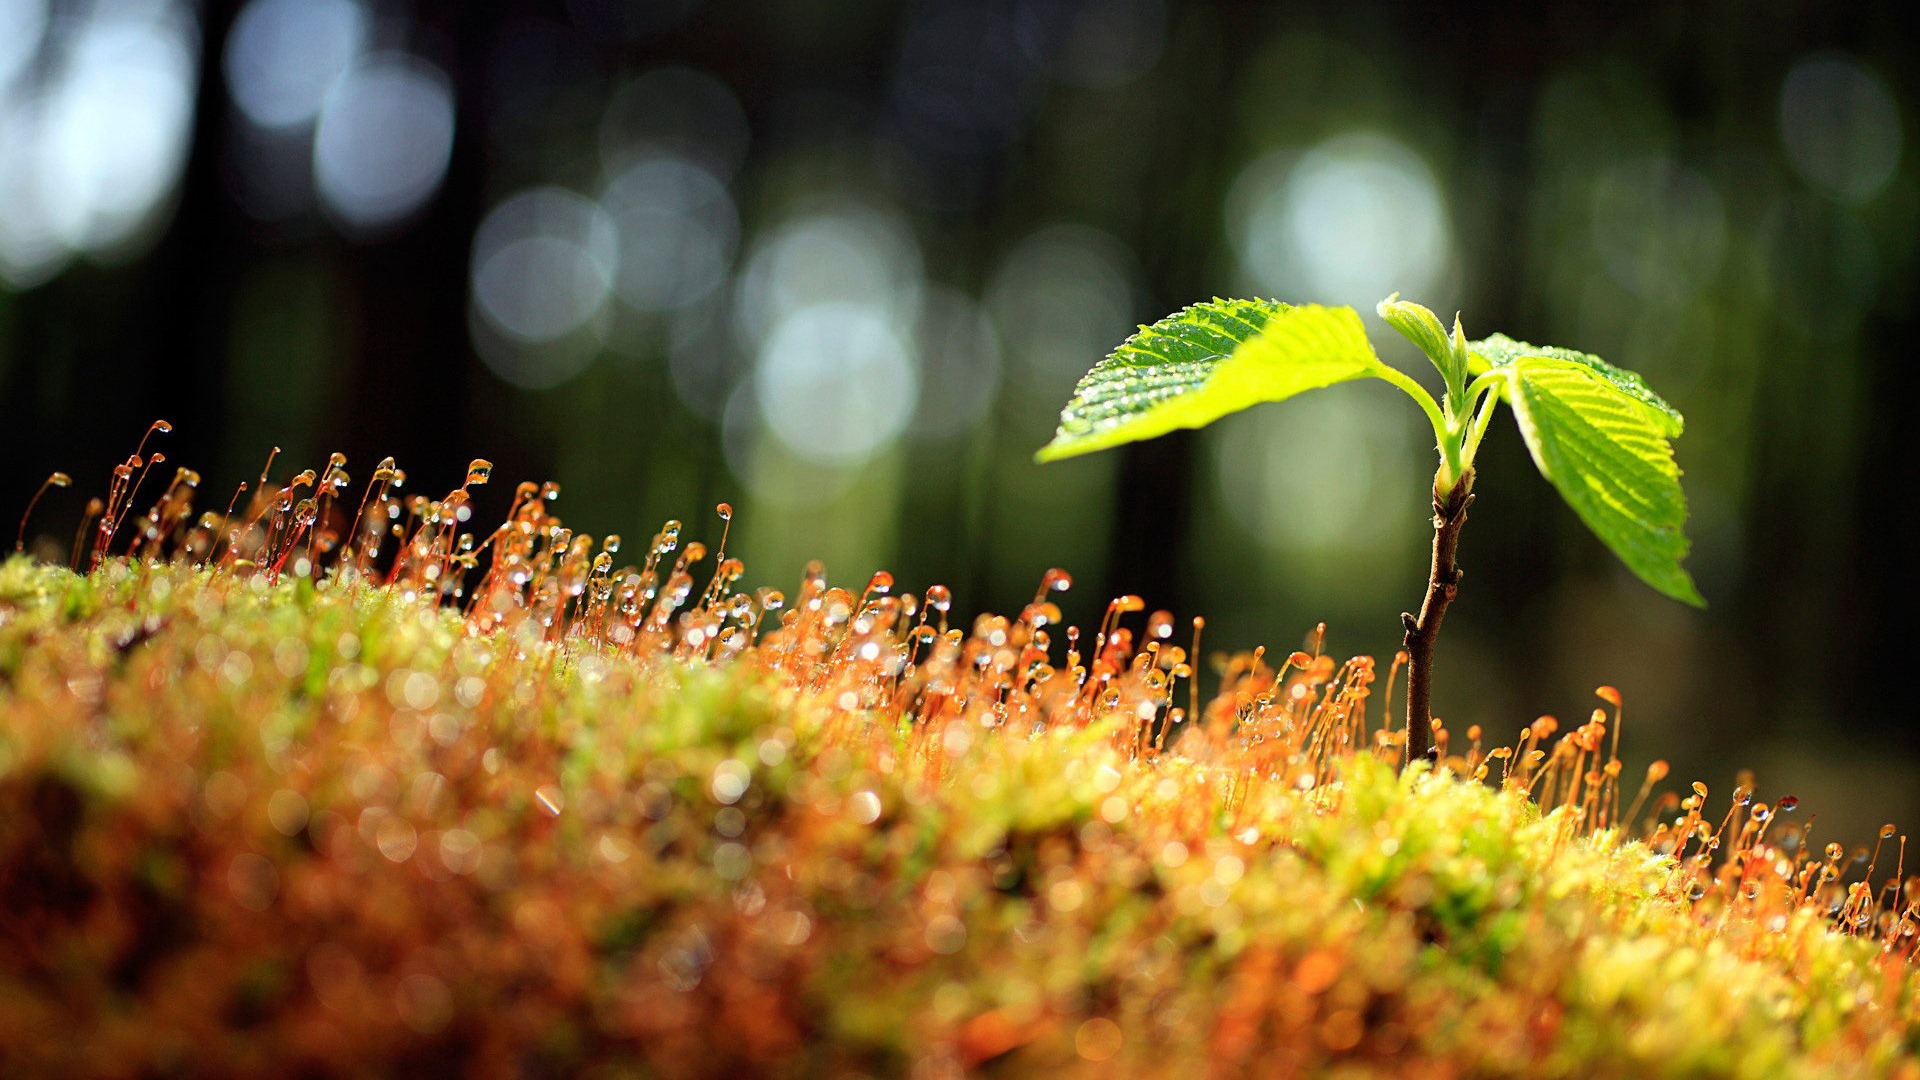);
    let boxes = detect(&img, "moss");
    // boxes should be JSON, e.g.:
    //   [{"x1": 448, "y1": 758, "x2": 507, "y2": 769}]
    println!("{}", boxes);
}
[{"x1": 0, "y1": 556, "x2": 1915, "y2": 1078}]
